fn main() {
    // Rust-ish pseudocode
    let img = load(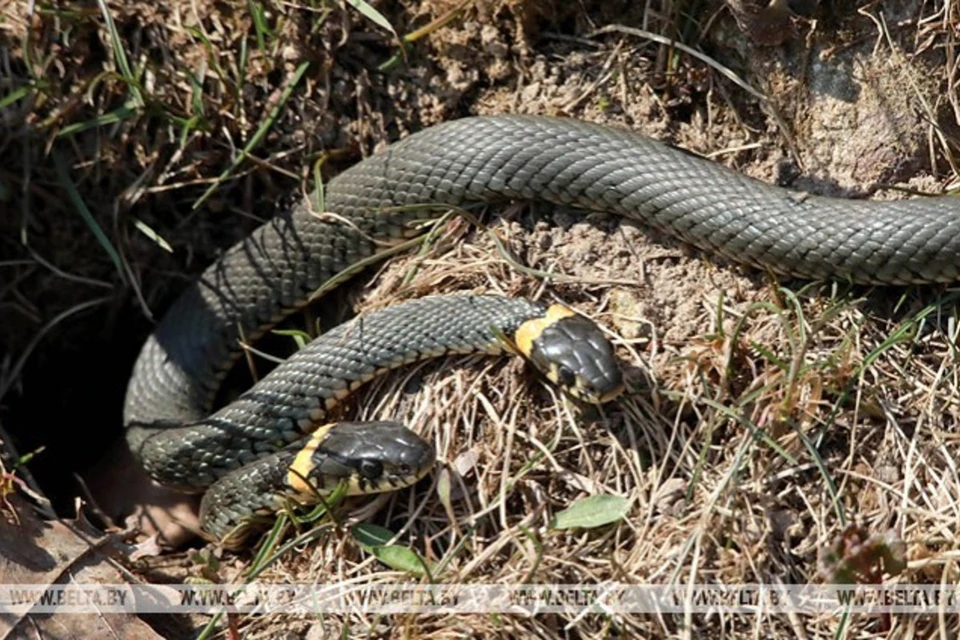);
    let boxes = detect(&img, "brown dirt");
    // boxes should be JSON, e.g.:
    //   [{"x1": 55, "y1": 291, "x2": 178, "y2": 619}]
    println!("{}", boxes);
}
[{"x1": 2, "y1": 0, "x2": 960, "y2": 637}]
